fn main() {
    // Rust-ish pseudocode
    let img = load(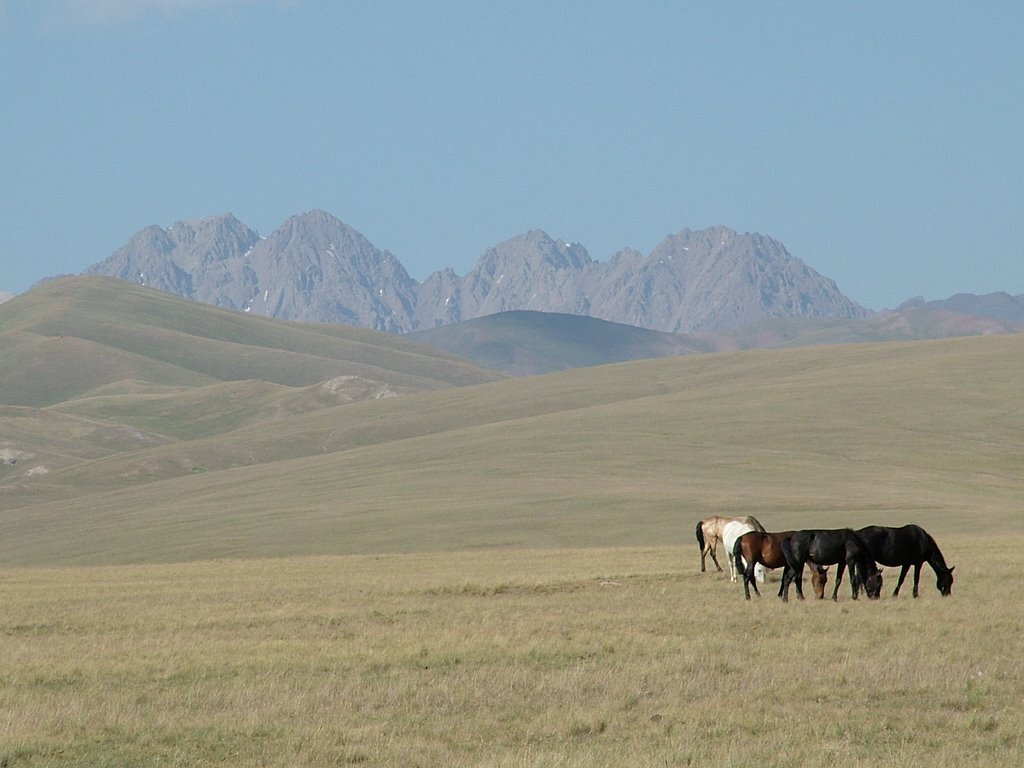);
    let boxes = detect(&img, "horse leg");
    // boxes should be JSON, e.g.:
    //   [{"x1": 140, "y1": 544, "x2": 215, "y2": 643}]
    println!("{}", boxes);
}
[
  {"x1": 790, "y1": 565, "x2": 806, "y2": 601},
  {"x1": 831, "y1": 563, "x2": 845, "y2": 601},
  {"x1": 912, "y1": 563, "x2": 922, "y2": 598},
  {"x1": 708, "y1": 541, "x2": 723, "y2": 572},
  {"x1": 893, "y1": 564, "x2": 910, "y2": 597},
  {"x1": 743, "y1": 561, "x2": 760, "y2": 600},
  {"x1": 780, "y1": 540, "x2": 804, "y2": 602},
  {"x1": 733, "y1": 542, "x2": 747, "y2": 590},
  {"x1": 848, "y1": 560, "x2": 862, "y2": 600}
]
